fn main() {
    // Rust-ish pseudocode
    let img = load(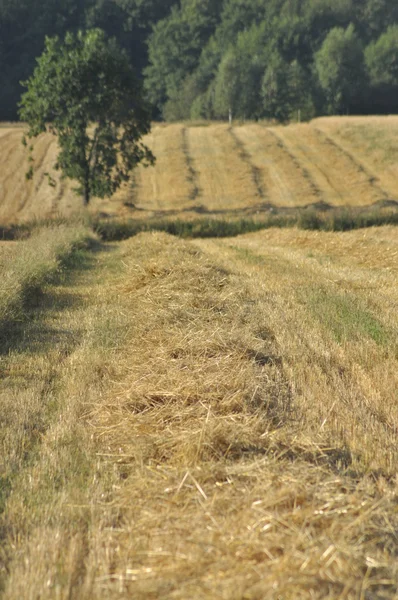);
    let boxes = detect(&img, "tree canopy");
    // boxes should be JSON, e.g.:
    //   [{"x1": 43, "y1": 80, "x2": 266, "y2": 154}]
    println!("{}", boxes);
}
[
  {"x1": 1, "y1": 0, "x2": 398, "y2": 122},
  {"x1": 19, "y1": 28, "x2": 154, "y2": 204}
]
